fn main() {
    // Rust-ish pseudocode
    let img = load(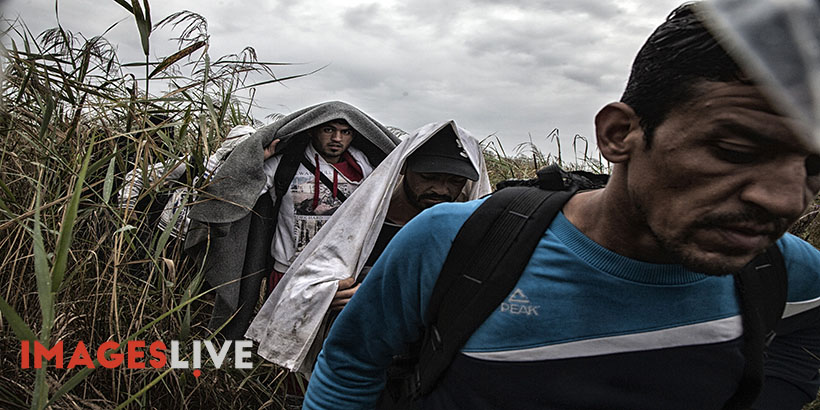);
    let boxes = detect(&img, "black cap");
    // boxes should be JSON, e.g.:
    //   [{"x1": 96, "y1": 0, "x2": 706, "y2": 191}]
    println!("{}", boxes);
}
[{"x1": 405, "y1": 124, "x2": 479, "y2": 181}]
